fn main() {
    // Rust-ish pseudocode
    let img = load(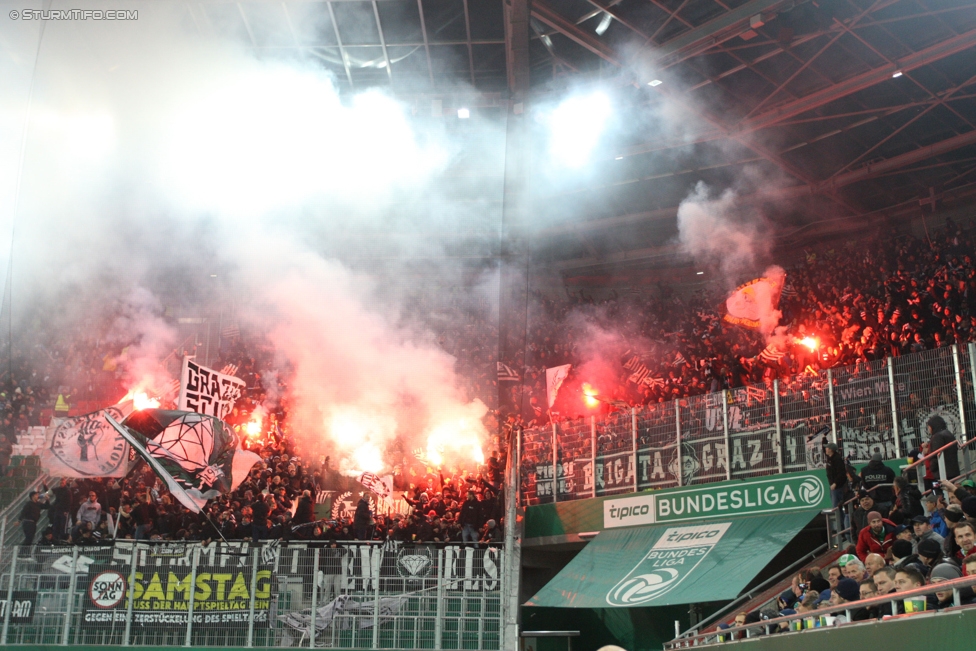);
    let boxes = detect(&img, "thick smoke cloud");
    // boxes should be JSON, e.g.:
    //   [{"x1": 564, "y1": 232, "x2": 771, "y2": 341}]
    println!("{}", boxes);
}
[
  {"x1": 676, "y1": 180, "x2": 772, "y2": 283},
  {"x1": 0, "y1": 2, "x2": 497, "y2": 473}
]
